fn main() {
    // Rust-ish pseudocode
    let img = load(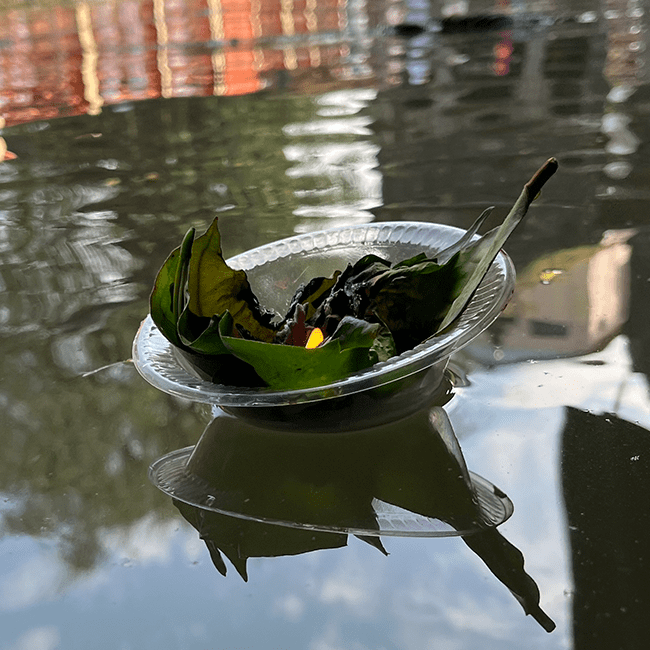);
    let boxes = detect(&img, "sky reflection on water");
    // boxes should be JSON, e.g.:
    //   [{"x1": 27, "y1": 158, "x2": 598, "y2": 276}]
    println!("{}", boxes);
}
[{"x1": 2, "y1": 0, "x2": 650, "y2": 648}]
